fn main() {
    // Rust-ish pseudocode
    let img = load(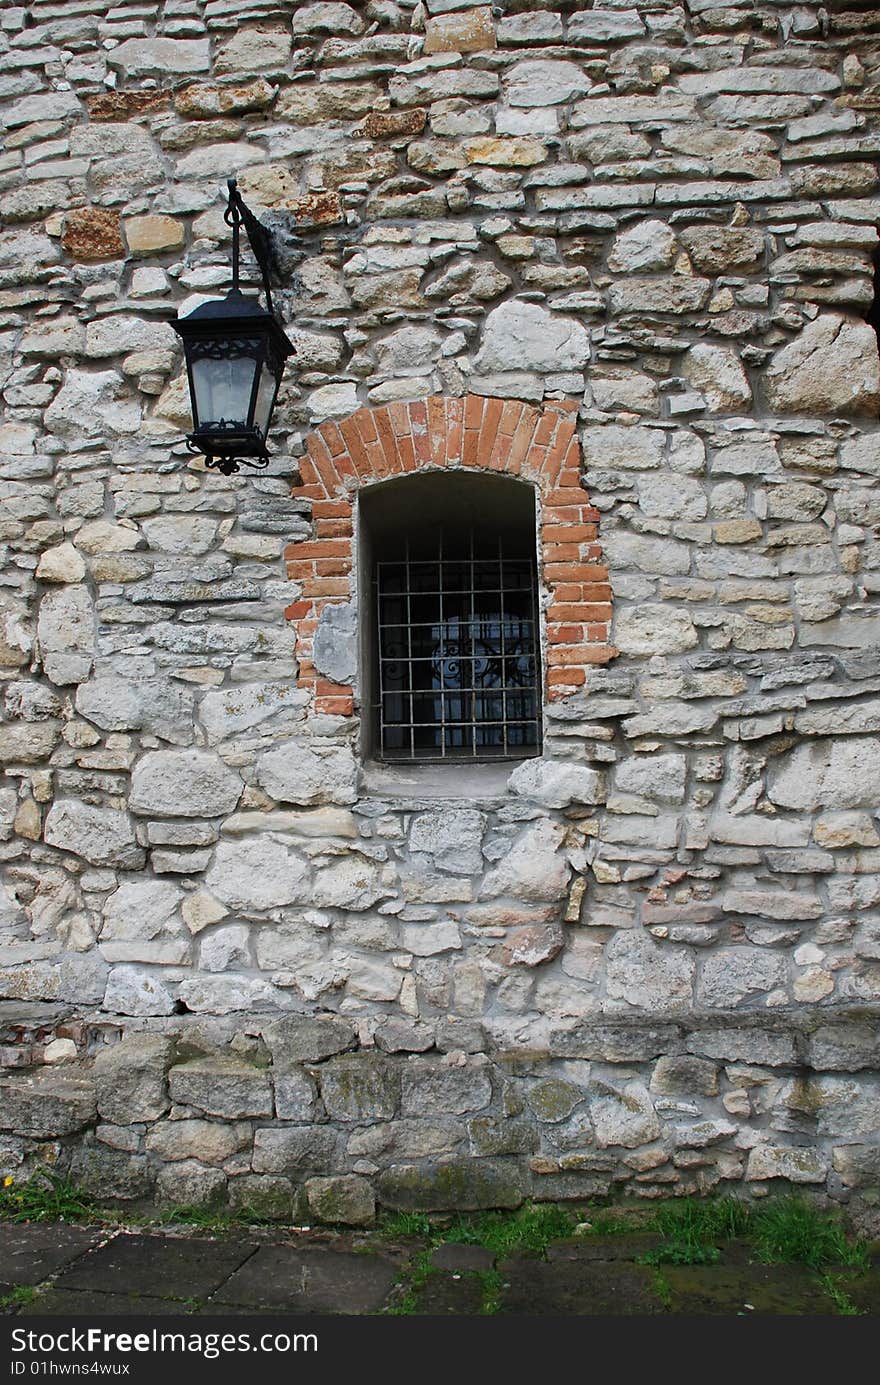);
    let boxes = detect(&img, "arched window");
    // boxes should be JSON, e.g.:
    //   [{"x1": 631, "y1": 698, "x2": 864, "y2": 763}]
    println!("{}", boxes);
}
[{"x1": 359, "y1": 471, "x2": 542, "y2": 763}]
